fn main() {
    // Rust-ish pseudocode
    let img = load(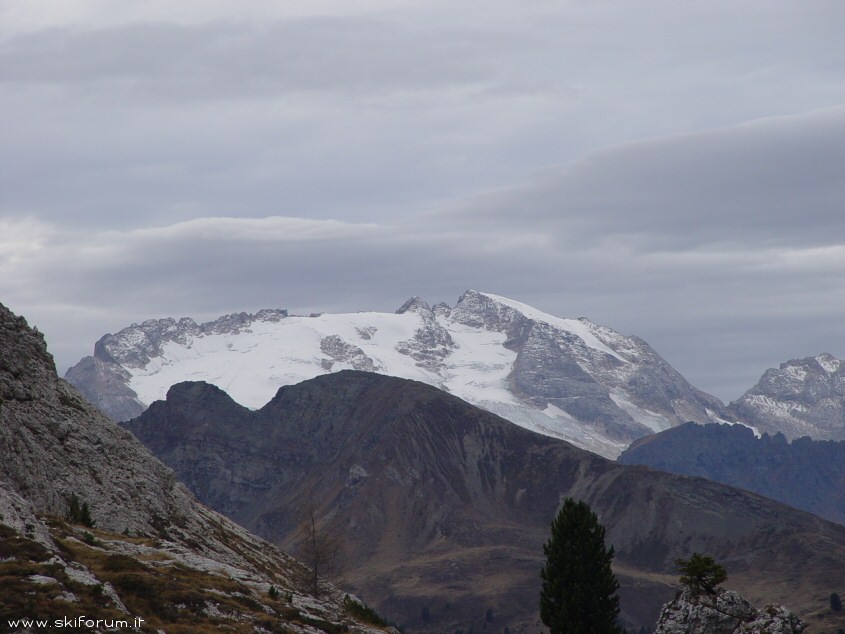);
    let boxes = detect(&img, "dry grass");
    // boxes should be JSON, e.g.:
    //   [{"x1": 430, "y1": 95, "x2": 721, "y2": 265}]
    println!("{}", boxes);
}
[{"x1": 0, "y1": 516, "x2": 370, "y2": 634}]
